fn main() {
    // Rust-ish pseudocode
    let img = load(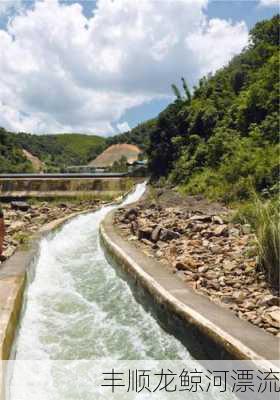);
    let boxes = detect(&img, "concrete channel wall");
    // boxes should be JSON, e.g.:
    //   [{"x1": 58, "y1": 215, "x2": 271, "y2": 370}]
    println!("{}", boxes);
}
[{"x1": 100, "y1": 210, "x2": 280, "y2": 362}]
